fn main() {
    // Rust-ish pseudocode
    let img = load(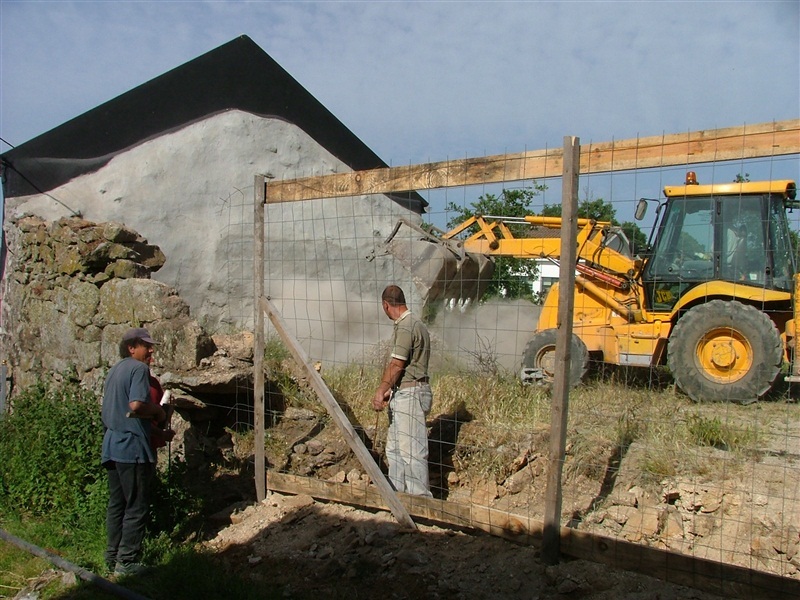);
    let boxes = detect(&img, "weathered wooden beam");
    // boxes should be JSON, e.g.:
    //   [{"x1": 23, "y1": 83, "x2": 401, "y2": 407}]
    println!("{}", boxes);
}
[
  {"x1": 253, "y1": 176, "x2": 266, "y2": 502},
  {"x1": 542, "y1": 136, "x2": 580, "y2": 564},
  {"x1": 263, "y1": 119, "x2": 800, "y2": 203},
  {"x1": 258, "y1": 296, "x2": 416, "y2": 530},
  {"x1": 266, "y1": 470, "x2": 800, "y2": 600},
  {"x1": 266, "y1": 470, "x2": 539, "y2": 543}
]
